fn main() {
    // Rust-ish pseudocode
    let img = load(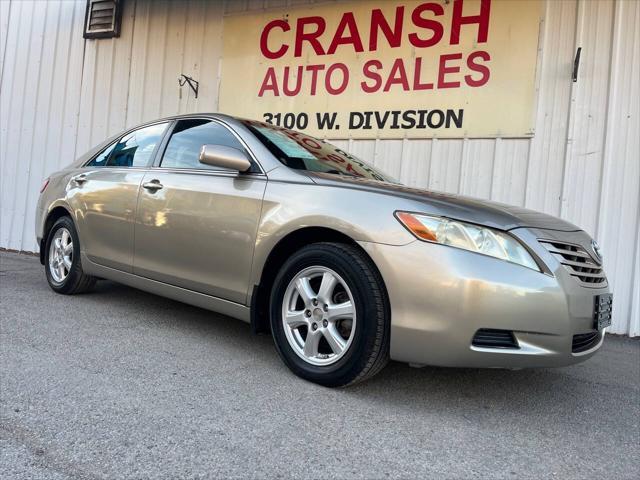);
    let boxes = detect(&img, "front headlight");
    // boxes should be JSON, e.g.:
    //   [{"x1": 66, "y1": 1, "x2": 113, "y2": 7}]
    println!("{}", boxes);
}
[{"x1": 395, "y1": 211, "x2": 540, "y2": 271}]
